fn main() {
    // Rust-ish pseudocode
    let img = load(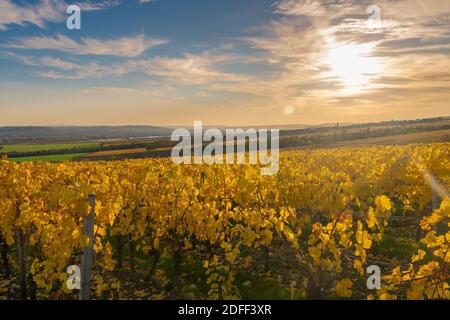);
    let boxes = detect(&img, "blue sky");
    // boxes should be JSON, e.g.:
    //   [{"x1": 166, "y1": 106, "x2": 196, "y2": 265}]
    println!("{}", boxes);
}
[{"x1": 0, "y1": 0, "x2": 449, "y2": 126}]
